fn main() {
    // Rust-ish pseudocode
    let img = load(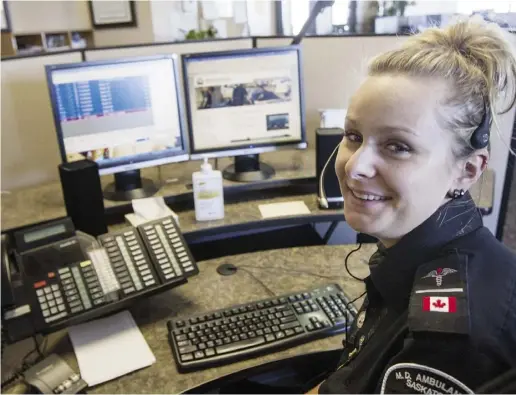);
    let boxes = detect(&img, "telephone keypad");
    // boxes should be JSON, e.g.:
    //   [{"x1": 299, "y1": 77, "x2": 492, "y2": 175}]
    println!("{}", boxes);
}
[
  {"x1": 99, "y1": 229, "x2": 159, "y2": 295},
  {"x1": 137, "y1": 217, "x2": 198, "y2": 282},
  {"x1": 36, "y1": 283, "x2": 68, "y2": 324}
]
